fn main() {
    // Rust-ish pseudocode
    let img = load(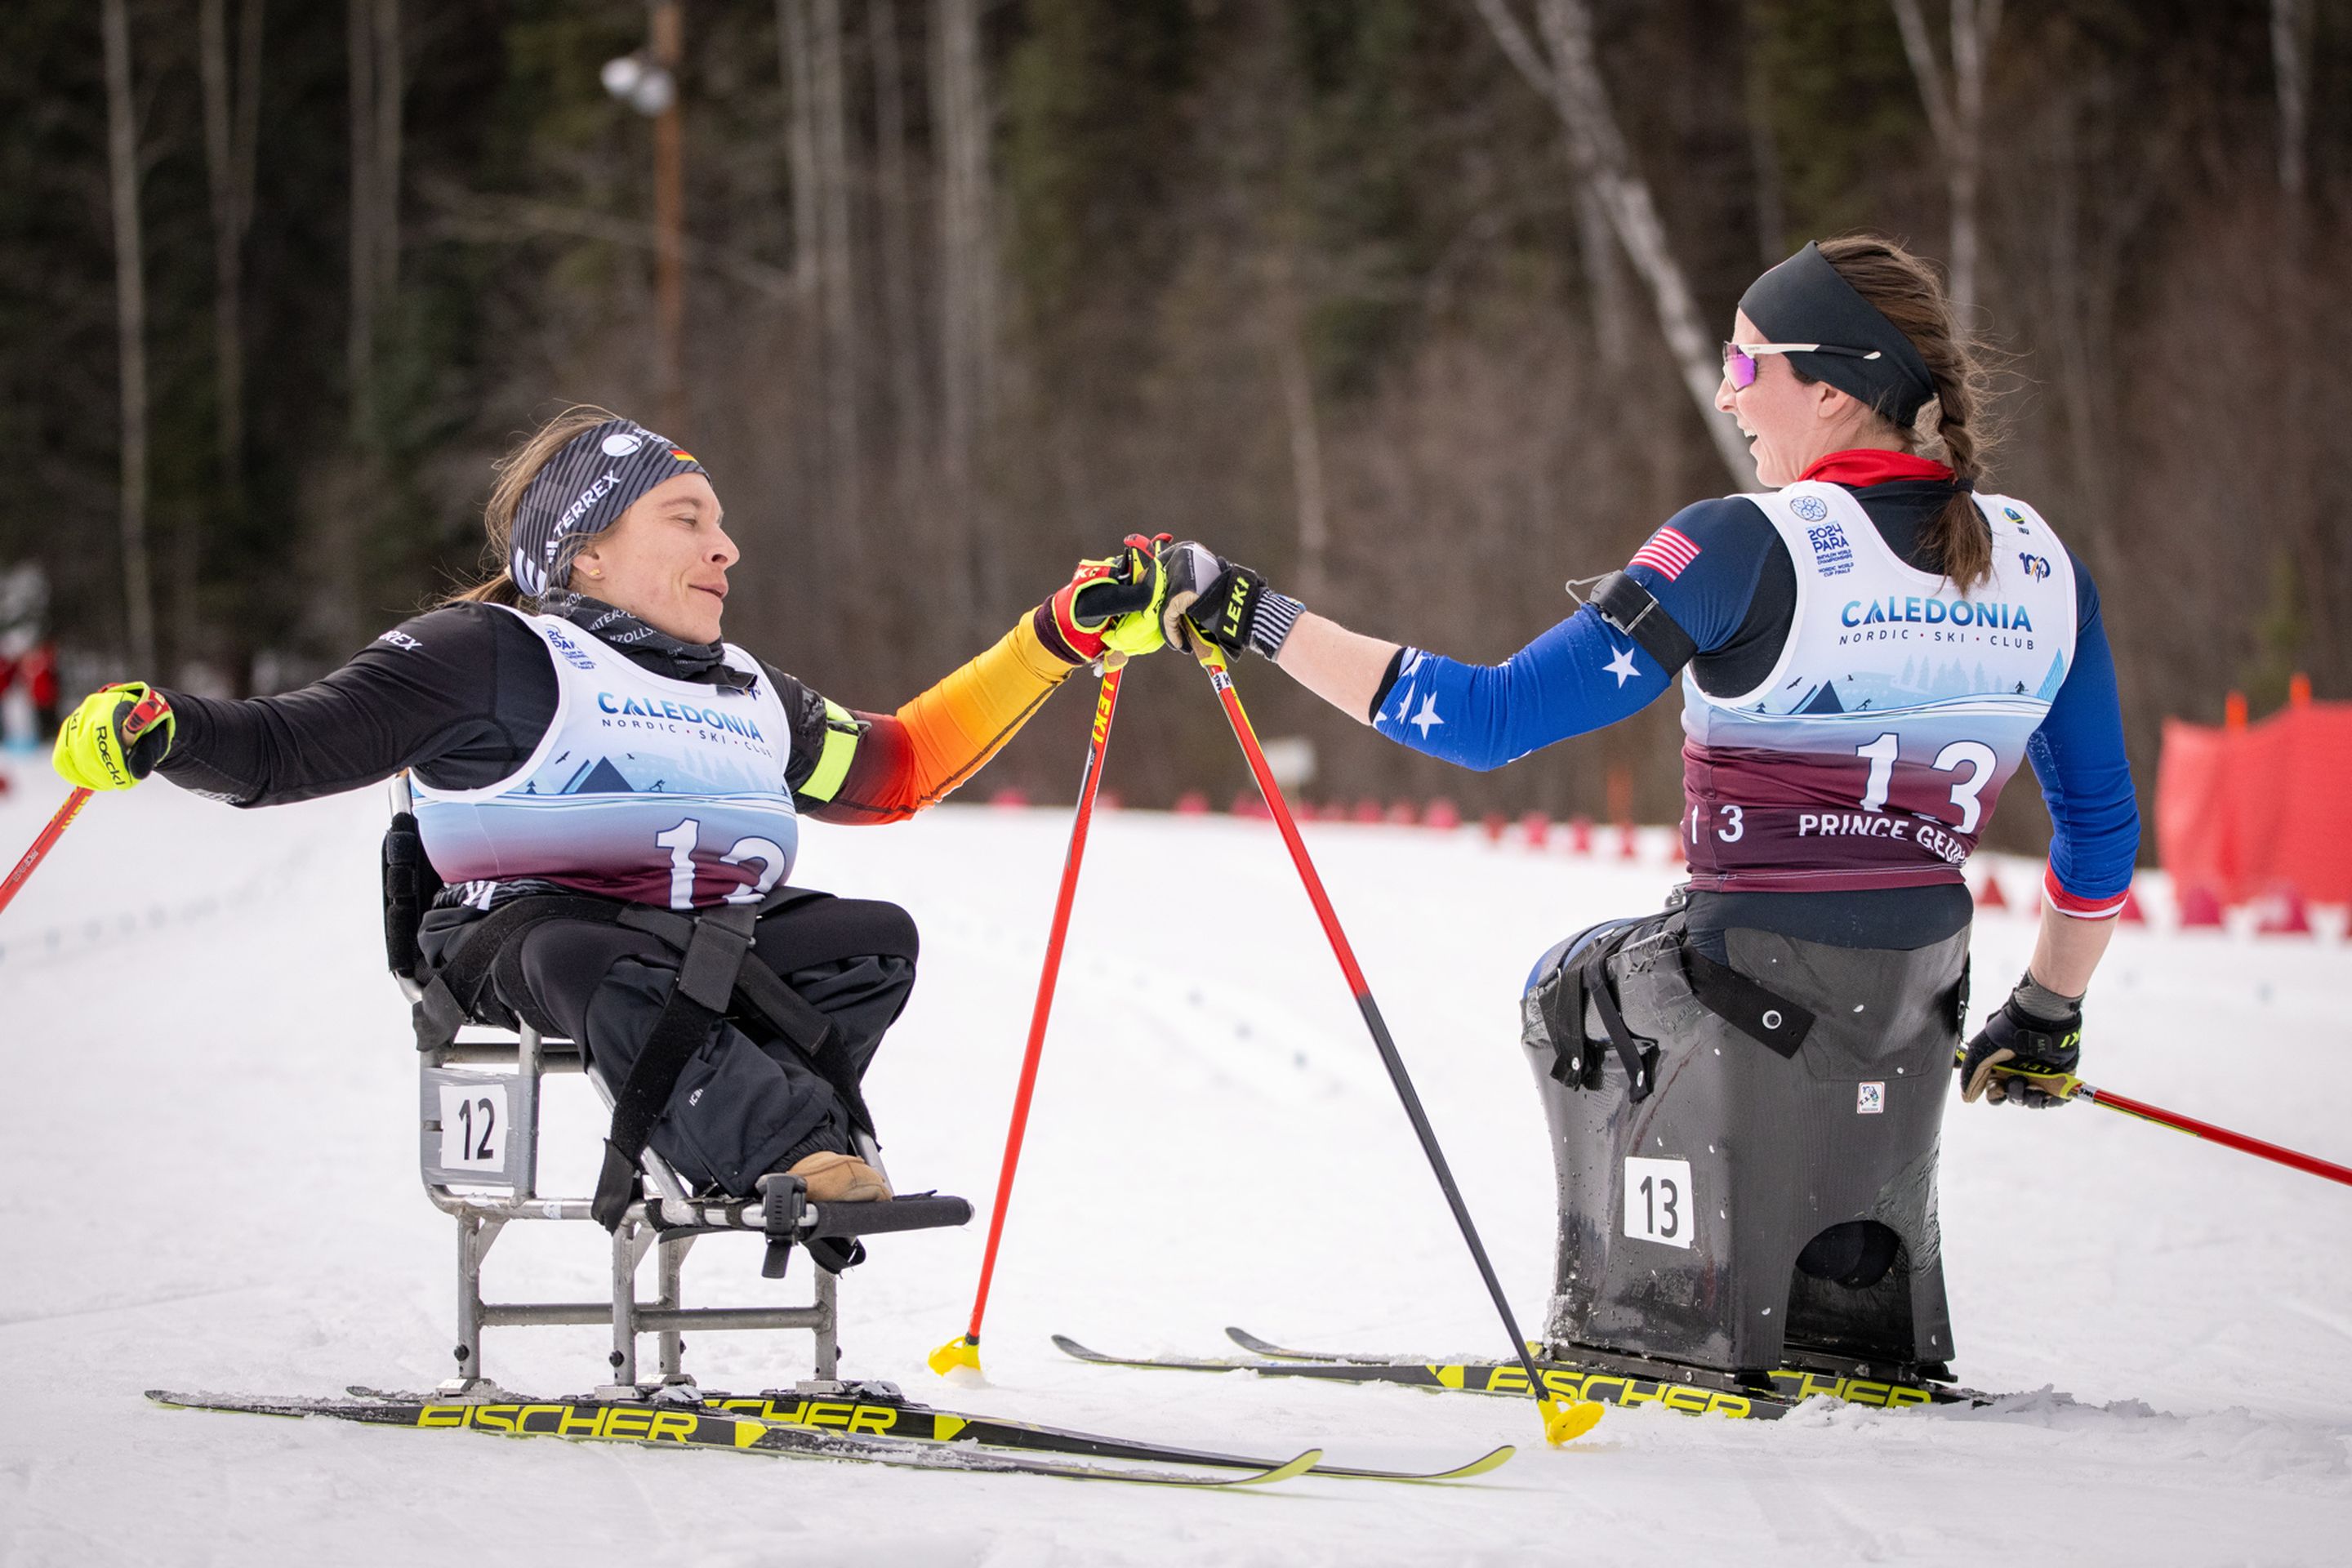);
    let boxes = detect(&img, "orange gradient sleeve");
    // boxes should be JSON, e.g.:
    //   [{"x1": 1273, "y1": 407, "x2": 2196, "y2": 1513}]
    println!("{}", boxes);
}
[{"x1": 803, "y1": 618, "x2": 1075, "y2": 825}]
